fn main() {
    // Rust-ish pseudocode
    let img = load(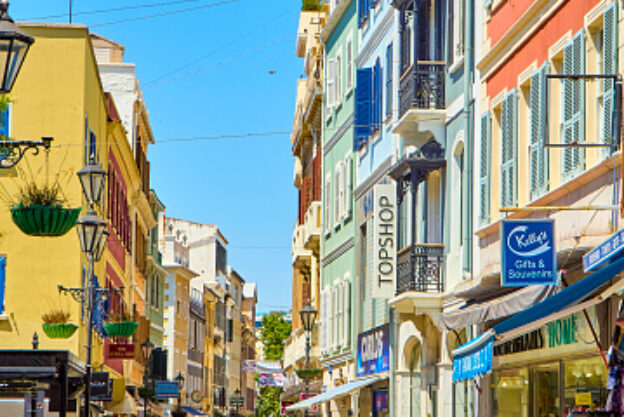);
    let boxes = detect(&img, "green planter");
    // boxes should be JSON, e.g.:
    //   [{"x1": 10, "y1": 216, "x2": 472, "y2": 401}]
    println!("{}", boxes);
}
[
  {"x1": 295, "y1": 368, "x2": 322, "y2": 380},
  {"x1": 11, "y1": 204, "x2": 81, "y2": 237},
  {"x1": 42, "y1": 323, "x2": 78, "y2": 339},
  {"x1": 103, "y1": 321, "x2": 138, "y2": 337}
]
